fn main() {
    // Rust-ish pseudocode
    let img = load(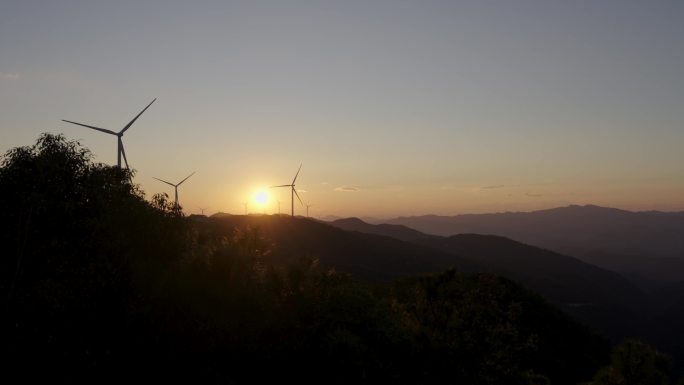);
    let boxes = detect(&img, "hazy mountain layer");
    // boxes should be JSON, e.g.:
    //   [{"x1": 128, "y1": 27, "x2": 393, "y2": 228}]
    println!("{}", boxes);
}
[{"x1": 383, "y1": 205, "x2": 684, "y2": 288}]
